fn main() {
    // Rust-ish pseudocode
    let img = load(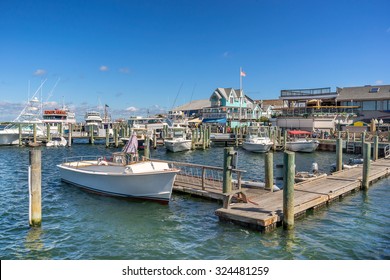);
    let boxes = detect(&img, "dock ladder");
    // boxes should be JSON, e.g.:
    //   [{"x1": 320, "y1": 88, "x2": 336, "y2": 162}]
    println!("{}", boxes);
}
[
  {"x1": 346, "y1": 142, "x2": 355, "y2": 153},
  {"x1": 384, "y1": 145, "x2": 390, "y2": 159}
]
